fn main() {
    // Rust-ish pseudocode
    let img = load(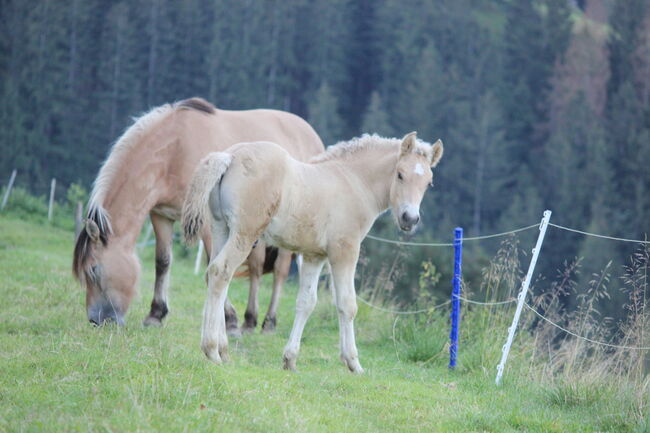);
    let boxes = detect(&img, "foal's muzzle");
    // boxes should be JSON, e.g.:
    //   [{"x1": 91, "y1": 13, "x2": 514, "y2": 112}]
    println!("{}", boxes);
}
[
  {"x1": 399, "y1": 211, "x2": 420, "y2": 232},
  {"x1": 88, "y1": 300, "x2": 124, "y2": 326}
]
